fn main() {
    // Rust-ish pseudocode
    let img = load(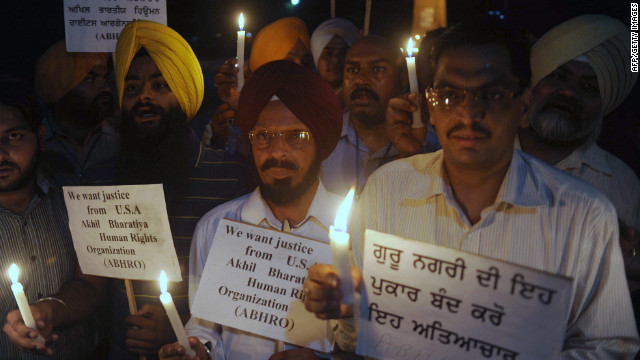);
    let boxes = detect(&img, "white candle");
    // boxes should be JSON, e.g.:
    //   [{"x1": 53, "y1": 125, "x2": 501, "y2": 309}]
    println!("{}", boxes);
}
[
  {"x1": 330, "y1": 0, "x2": 335, "y2": 18},
  {"x1": 159, "y1": 271, "x2": 195, "y2": 358},
  {"x1": 363, "y1": 0, "x2": 371, "y2": 36},
  {"x1": 406, "y1": 37, "x2": 423, "y2": 128},
  {"x1": 329, "y1": 188, "x2": 355, "y2": 306},
  {"x1": 8, "y1": 264, "x2": 45, "y2": 343},
  {"x1": 237, "y1": 13, "x2": 246, "y2": 91}
]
